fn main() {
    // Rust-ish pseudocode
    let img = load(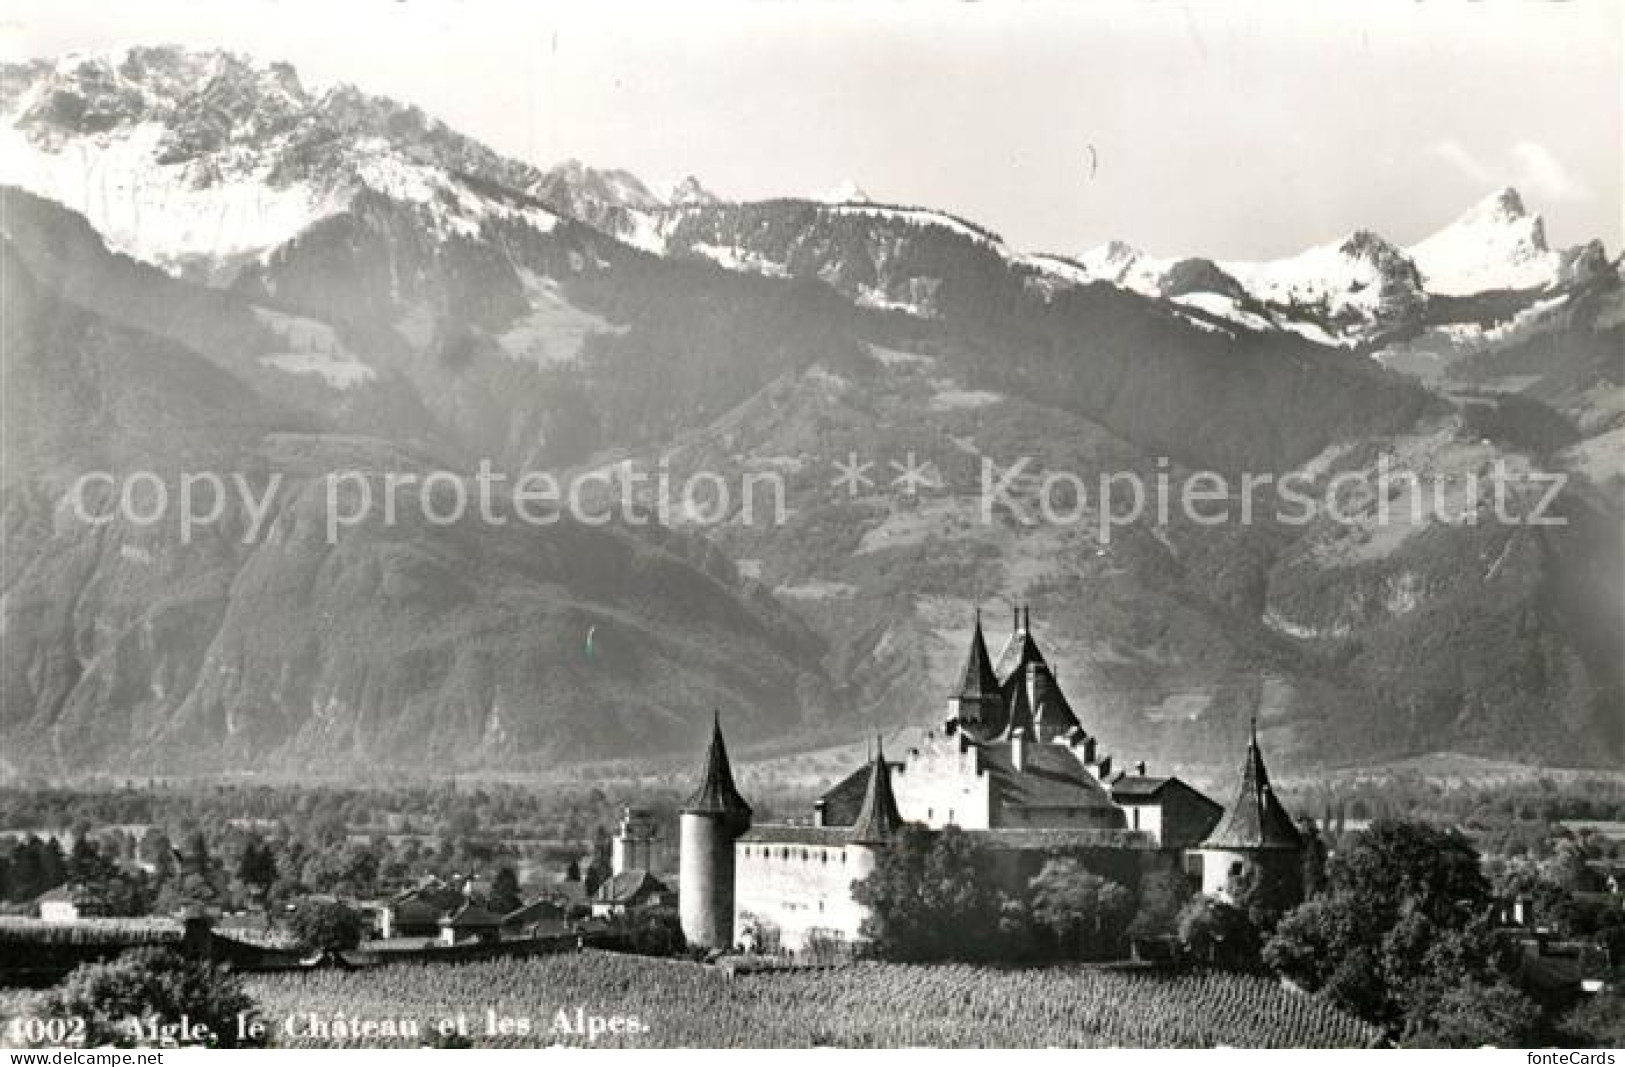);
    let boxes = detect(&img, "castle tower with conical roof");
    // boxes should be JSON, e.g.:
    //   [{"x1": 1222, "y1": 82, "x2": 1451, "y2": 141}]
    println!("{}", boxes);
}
[
  {"x1": 947, "y1": 611, "x2": 1007, "y2": 742},
  {"x1": 845, "y1": 739, "x2": 906, "y2": 912},
  {"x1": 1194, "y1": 718, "x2": 1304, "y2": 902},
  {"x1": 848, "y1": 739, "x2": 904, "y2": 846},
  {"x1": 679, "y1": 712, "x2": 753, "y2": 950}
]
